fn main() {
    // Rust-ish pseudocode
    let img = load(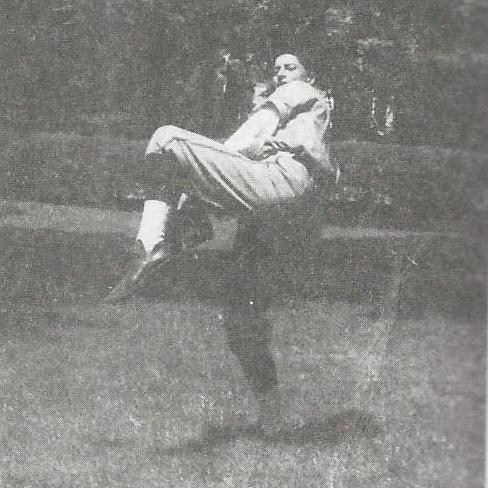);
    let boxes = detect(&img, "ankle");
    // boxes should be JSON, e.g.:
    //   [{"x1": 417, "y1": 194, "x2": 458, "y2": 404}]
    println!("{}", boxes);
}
[{"x1": 136, "y1": 200, "x2": 173, "y2": 254}]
